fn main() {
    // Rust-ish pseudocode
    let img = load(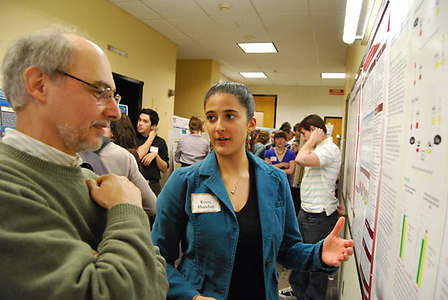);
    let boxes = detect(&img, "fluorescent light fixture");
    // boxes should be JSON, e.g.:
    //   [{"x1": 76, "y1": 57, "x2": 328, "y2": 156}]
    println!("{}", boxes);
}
[
  {"x1": 343, "y1": 0, "x2": 363, "y2": 44},
  {"x1": 240, "y1": 72, "x2": 268, "y2": 78},
  {"x1": 321, "y1": 73, "x2": 346, "y2": 79},
  {"x1": 237, "y1": 42, "x2": 278, "y2": 53}
]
